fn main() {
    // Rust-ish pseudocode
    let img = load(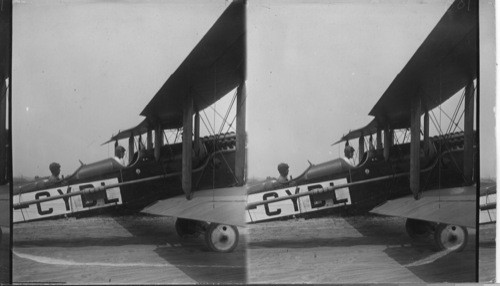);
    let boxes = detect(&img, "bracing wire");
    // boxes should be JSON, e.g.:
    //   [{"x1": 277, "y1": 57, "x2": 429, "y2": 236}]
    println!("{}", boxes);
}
[
  {"x1": 202, "y1": 109, "x2": 217, "y2": 136},
  {"x1": 199, "y1": 114, "x2": 213, "y2": 137},
  {"x1": 174, "y1": 129, "x2": 180, "y2": 144},
  {"x1": 217, "y1": 91, "x2": 237, "y2": 135}
]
